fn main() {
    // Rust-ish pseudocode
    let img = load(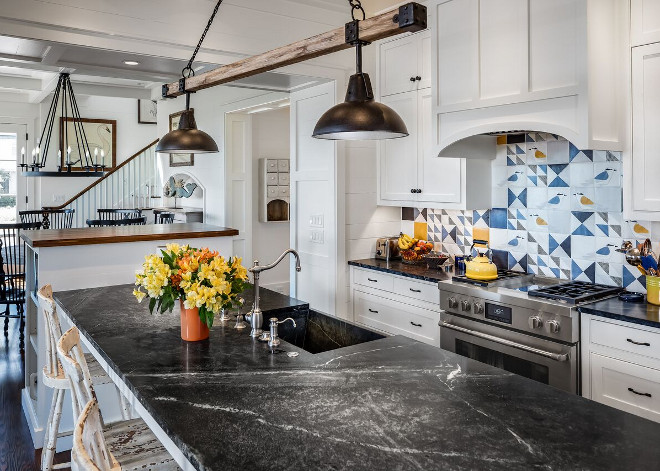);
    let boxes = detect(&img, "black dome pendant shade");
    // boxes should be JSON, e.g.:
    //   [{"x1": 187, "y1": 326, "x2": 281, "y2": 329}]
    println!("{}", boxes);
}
[
  {"x1": 156, "y1": 106, "x2": 218, "y2": 154},
  {"x1": 313, "y1": 36, "x2": 408, "y2": 140}
]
